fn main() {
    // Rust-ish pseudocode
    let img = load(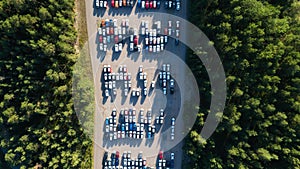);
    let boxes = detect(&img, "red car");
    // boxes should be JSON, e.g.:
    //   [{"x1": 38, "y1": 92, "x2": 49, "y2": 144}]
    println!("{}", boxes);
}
[
  {"x1": 164, "y1": 28, "x2": 168, "y2": 35},
  {"x1": 134, "y1": 36, "x2": 138, "y2": 45},
  {"x1": 111, "y1": 0, "x2": 115, "y2": 7},
  {"x1": 145, "y1": 0, "x2": 149, "y2": 9},
  {"x1": 116, "y1": 151, "x2": 120, "y2": 158},
  {"x1": 114, "y1": 36, "x2": 119, "y2": 43},
  {"x1": 159, "y1": 151, "x2": 163, "y2": 159},
  {"x1": 99, "y1": 35, "x2": 103, "y2": 43},
  {"x1": 149, "y1": 0, "x2": 153, "y2": 8},
  {"x1": 110, "y1": 27, "x2": 114, "y2": 35}
]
